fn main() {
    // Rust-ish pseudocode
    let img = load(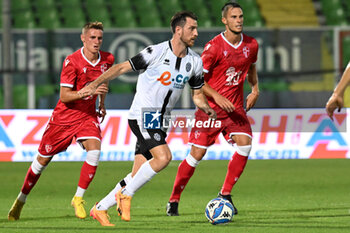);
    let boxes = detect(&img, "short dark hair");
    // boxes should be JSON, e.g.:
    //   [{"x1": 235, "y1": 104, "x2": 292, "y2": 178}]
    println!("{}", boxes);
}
[
  {"x1": 82, "y1": 21, "x2": 104, "y2": 34},
  {"x1": 170, "y1": 11, "x2": 198, "y2": 33},
  {"x1": 222, "y1": 1, "x2": 242, "y2": 17}
]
